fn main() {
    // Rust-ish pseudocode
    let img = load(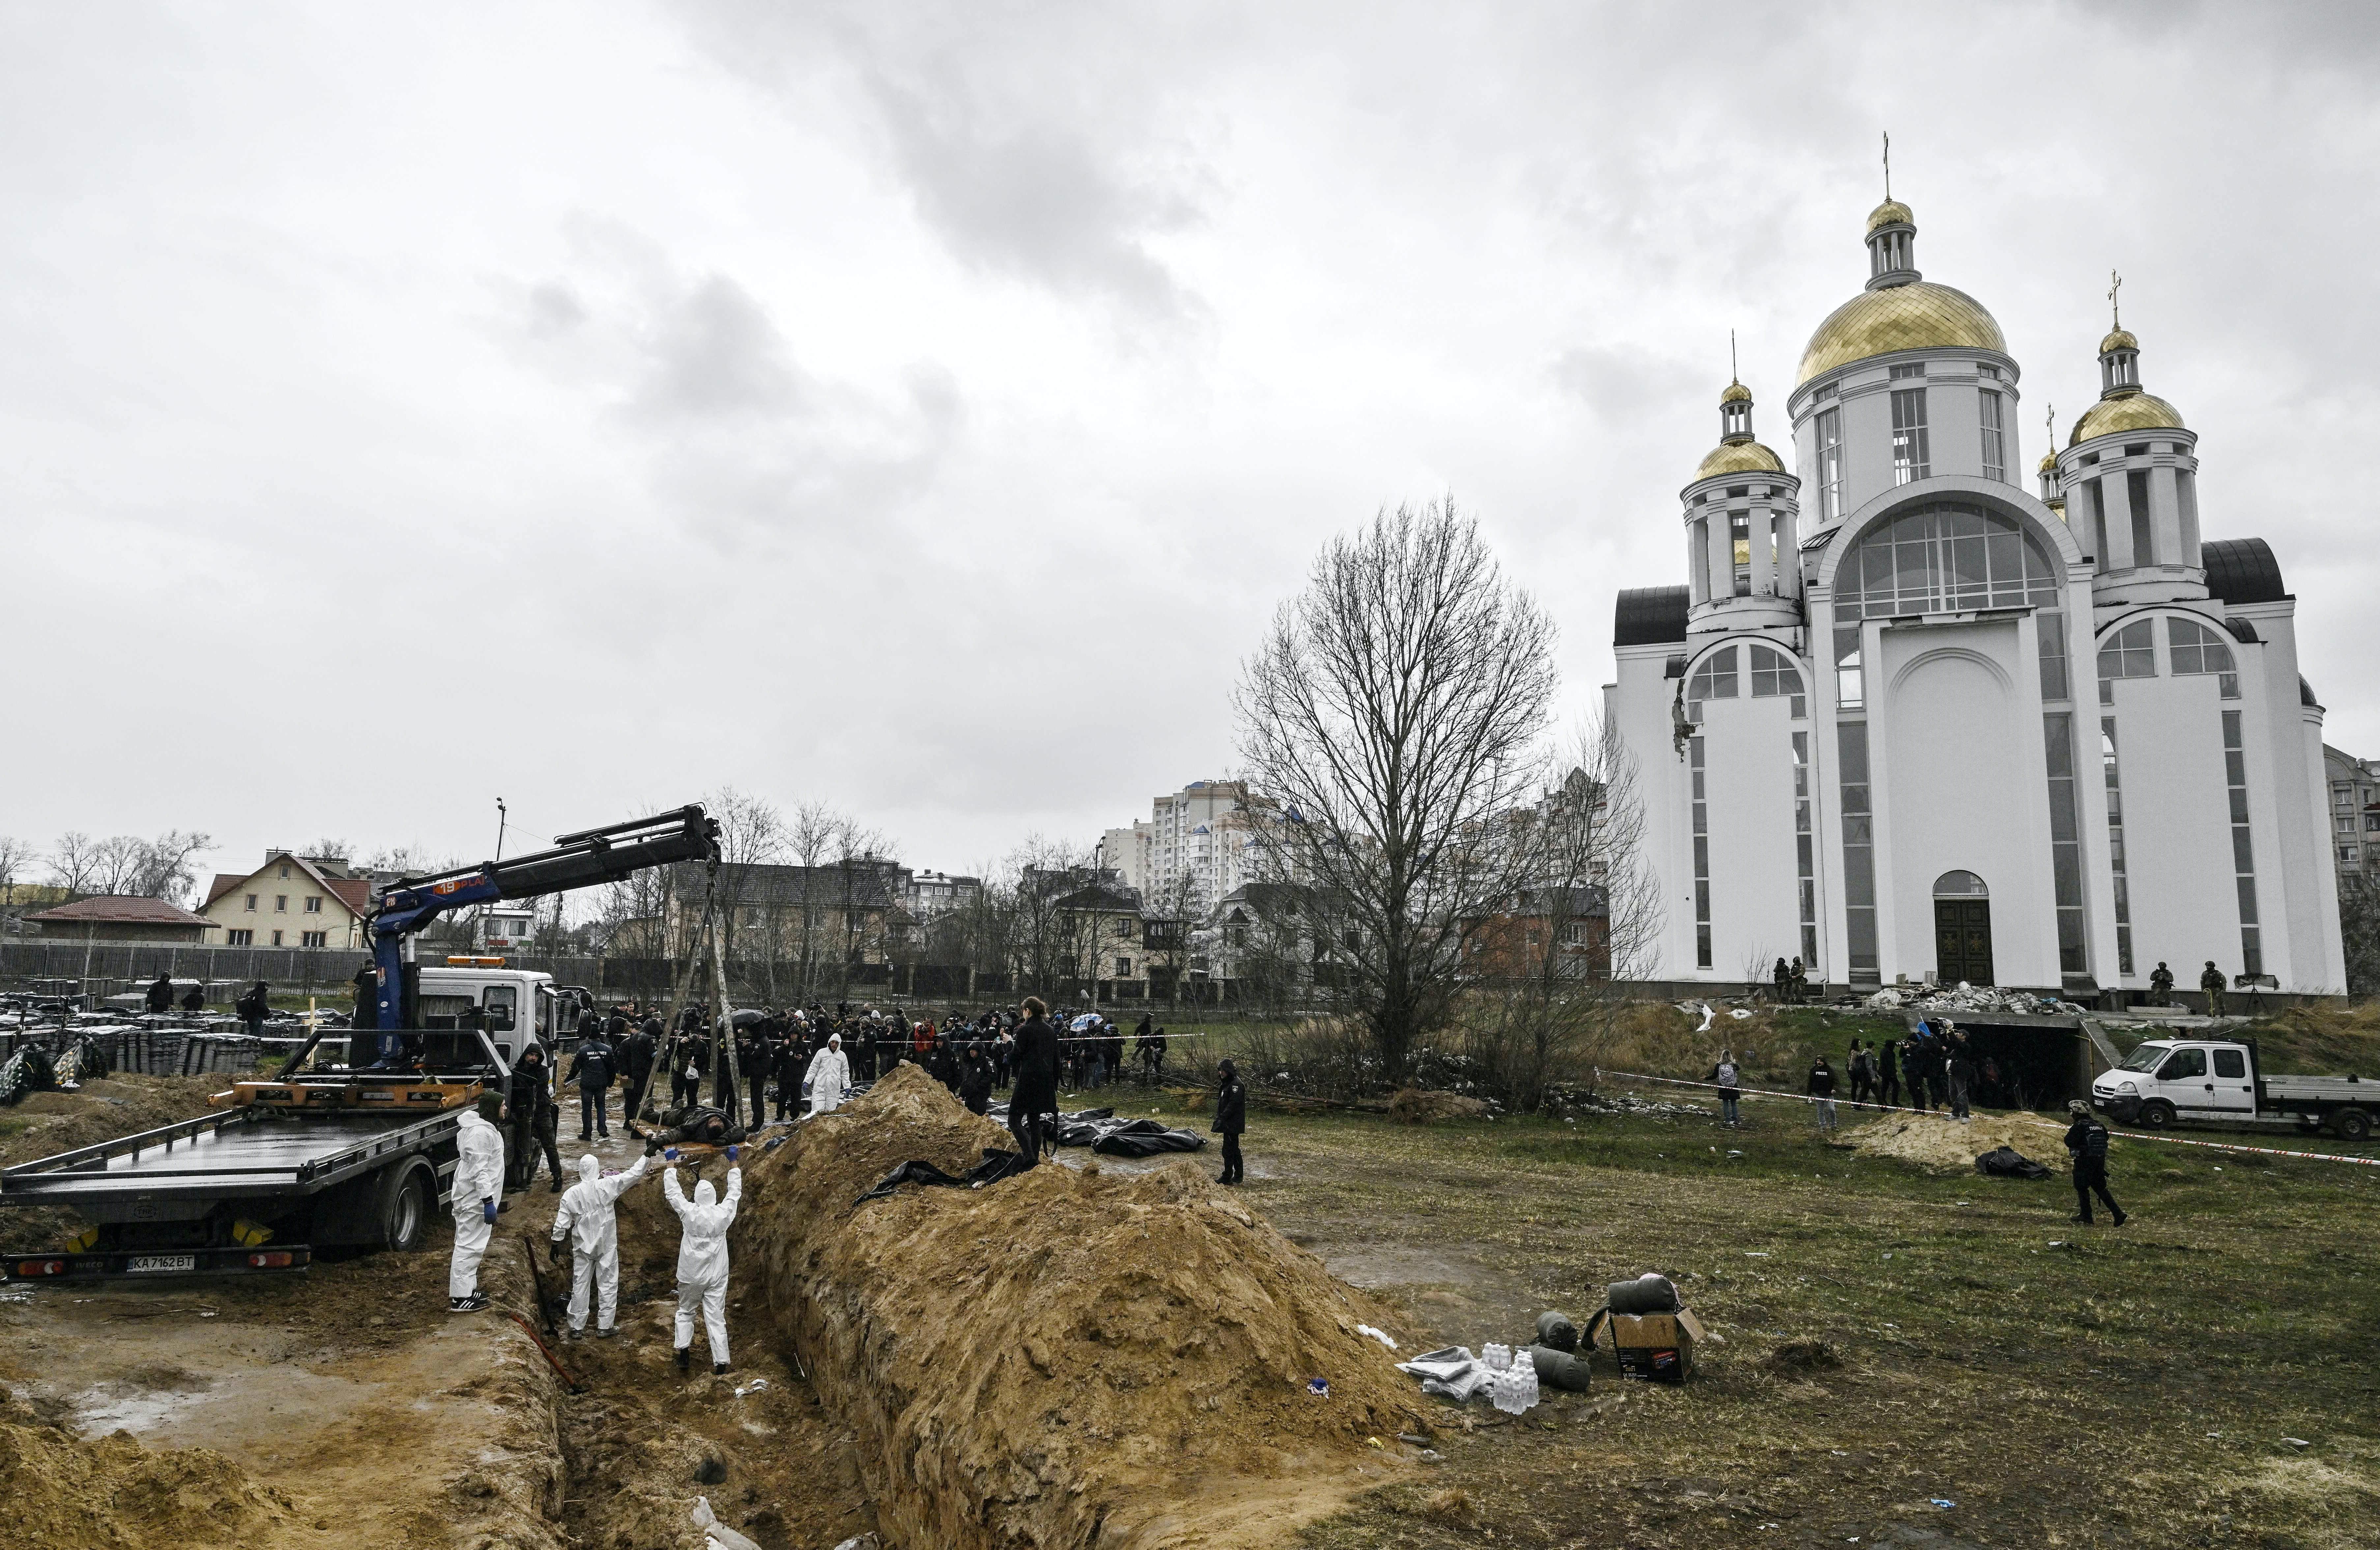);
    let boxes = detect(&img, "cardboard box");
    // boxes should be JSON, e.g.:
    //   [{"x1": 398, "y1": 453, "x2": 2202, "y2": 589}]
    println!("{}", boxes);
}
[{"x1": 1606, "y1": 1307, "x2": 1705, "y2": 1385}]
